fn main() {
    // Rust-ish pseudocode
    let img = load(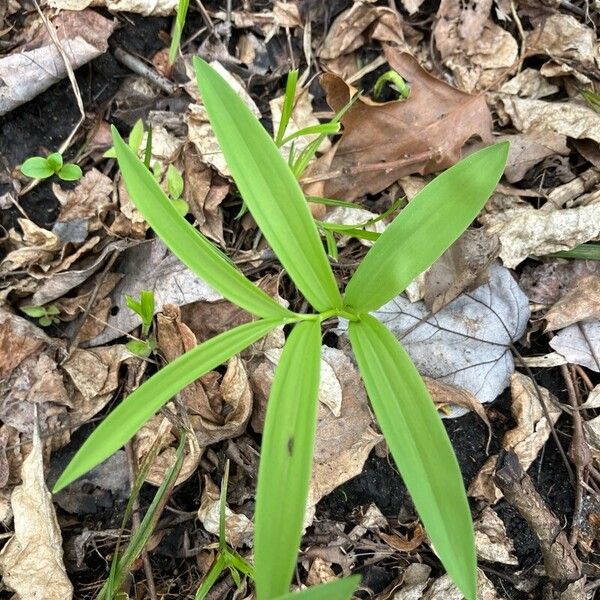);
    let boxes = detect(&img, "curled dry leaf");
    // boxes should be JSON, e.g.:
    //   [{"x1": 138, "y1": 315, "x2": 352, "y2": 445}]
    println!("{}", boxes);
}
[
  {"x1": 48, "y1": 0, "x2": 177, "y2": 15},
  {"x1": 88, "y1": 238, "x2": 222, "y2": 346},
  {"x1": 469, "y1": 372, "x2": 561, "y2": 504},
  {"x1": 433, "y1": 0, "x2": 517, "y2": 92},
  {"x1": 544, "y1": 275, "x2": 600, "y2": 331},
  {"x1": 422, "y1": 228, "x2": 499, "y2": 313},
  {"x1": 550, "y1": 321, "x2": 600, "y2": 372},
  {"x1": 393, "y1": 563, "x2": 431, "y2": 600},
  {"x1": 0, "y1": 10, "x2": 115, "y2": 115},
  {"x1": 481, "y1": 204, "x2": 600, "y2": 269},
  {"x1": 308, "y1": 49, "x2": 493, "y2": 201},
  {"x1": 474, "y1": 507, "x2": 517, "y2": 565},
  {"x1": 0, "y1": 426, "x2": 73, "y2": 599},
  {"x1": 495, "y1": 94, "x2": 600, "y2": 144},
  {"x1": 197, "y1": 475, "x2": 254, "y2": 548},
  {"x1": 362, "y1": 264, "x2": 529, "y2": 413},
  {"x1": 499, "y1": 68, "x2": 559, "y2": 100}
]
